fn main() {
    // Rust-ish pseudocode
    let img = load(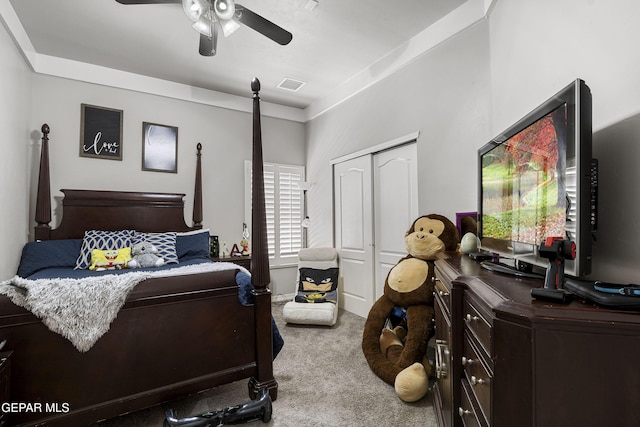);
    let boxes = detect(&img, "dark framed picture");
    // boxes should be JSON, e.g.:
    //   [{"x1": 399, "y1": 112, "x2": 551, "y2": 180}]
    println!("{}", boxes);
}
[
  {"x1": 142, "y1": 122, "x2": 178, "y2": 173},
  {"x1": 80, "y1": 104, "x2": 123, "y2": 160}
]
